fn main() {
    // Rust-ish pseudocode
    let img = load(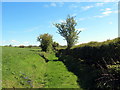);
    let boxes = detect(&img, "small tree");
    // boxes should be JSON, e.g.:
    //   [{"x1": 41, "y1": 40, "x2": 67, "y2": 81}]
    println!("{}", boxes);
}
[
  {"x1": 54, "y1": 15, "x2": 81, "y2": 50},
  {"x1": 37, "y1": 33, "x2": 53, "y2": 52},
  {"x1": 28, "y1": 45, "x2": 32, "y2": 48},
  {"x1": 9, "y1": 44, "x2": 12, "y2": 47},
  {"x1": 52, "y1": 42, "x2": 59, "y2": 47},
  {"x1": 52, "y1": 41, "x2": 59, "y2": 50},
  {"x1": 19, "y1": 45, "x2": 24, "y2": 48}
]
